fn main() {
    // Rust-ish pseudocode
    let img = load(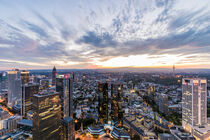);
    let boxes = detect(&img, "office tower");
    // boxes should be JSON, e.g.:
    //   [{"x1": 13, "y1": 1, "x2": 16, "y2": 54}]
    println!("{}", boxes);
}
[
  {"x1": 98, "y1": 82, "x2": 109, "y2": 124},
  {"x1": 0, "y1": 72, "x2": 7, "y2": 91},
  {"x1": 20, "y1": 70, "x2": 29, "y2": 84},
  {"x1": 21, "y1": 83, "x2": 39, "y2": 117},
  {"x1": 7, "y1": 70, "x2": 21, "y2": 108},
  {"x1": 182, "y1": 78, "x2": 207, "y2": 130},
  {"x1": 56, "y1": 75, "x2": 74, "y2": 140},
  {"x1": 111, "y1": 83, "x2": 123, "y2": 126},
  {"x1": 32, "y1": 91, "x2": 61, "y2": 140},
  {"x1": 52, "y1": 66, "x2": 57, "y2": 86},
  {"x1": 56, "y1": 74, "x2": 73, "y2": 118},
  {"x1": 2, "y1": 72, "x2": 7, "y2": 91},
  {"x1": 158, "y1": 94, "x2": 168, "y2": 114},
  {"x1": 62, "y1": 117, "x2": 75, "y2": 140}
]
